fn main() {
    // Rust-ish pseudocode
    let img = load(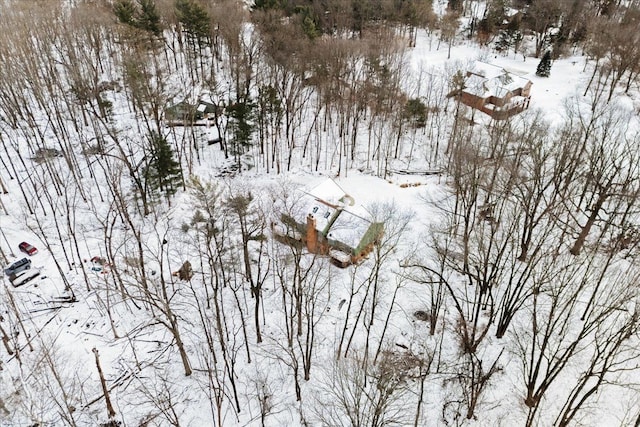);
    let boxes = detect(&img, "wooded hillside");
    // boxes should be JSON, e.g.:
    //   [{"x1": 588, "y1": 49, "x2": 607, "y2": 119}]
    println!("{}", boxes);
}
[{"x1": 0, "y1": 0, "x2": 639, "y2": 426}]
